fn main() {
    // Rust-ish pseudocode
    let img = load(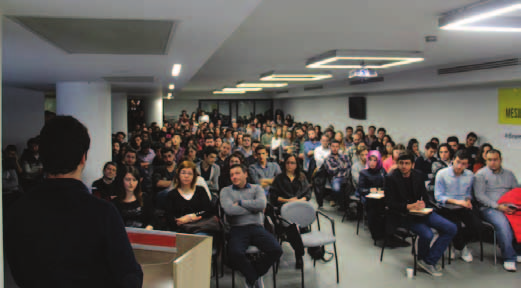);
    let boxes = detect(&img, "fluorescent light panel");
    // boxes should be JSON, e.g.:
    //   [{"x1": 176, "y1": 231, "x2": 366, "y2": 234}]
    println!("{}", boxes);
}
[
  {"x1": 171, "y1": 64, "x2": 182, "y2": 76},
  {"x1": 236, "y1": 82, "x2": 288, "y2": 88},
  {"x1": 168, "y1": 84, "x2": 175, "y2": 90},
  {"x1": 223, "y1": 87, "x2": 262, "y2": 92},
  {"x1": 306, "y1": 50, "x2": 424, "y2": 69},
  {"x1": 260, "y1": 71, "x2": 333, "y2": 81},
  {"x1": 167, "y1": 92, "x2": 172, "y2": 97},
  {"x1": 440, "y1": 1, "x2": 521, "y2": 32},
  {"x1": 213, "y1": 90, "x2": 246, "y2": 94}
]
